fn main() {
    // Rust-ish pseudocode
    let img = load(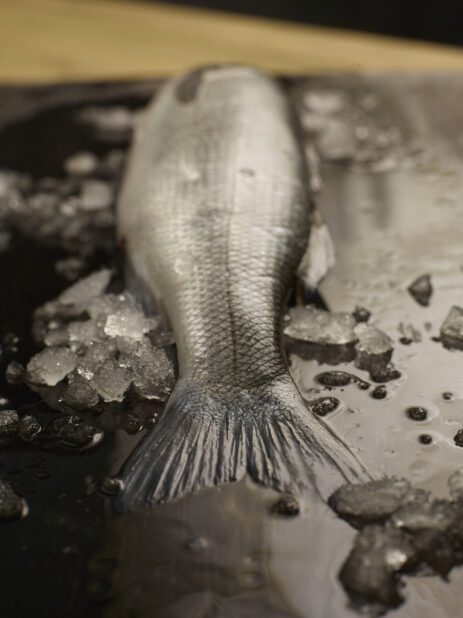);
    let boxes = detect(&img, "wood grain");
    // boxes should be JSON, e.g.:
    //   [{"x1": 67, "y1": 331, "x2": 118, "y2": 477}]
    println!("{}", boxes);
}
[{"x1": 1, "y1": 0, "x2": 463, "y2": 83}]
